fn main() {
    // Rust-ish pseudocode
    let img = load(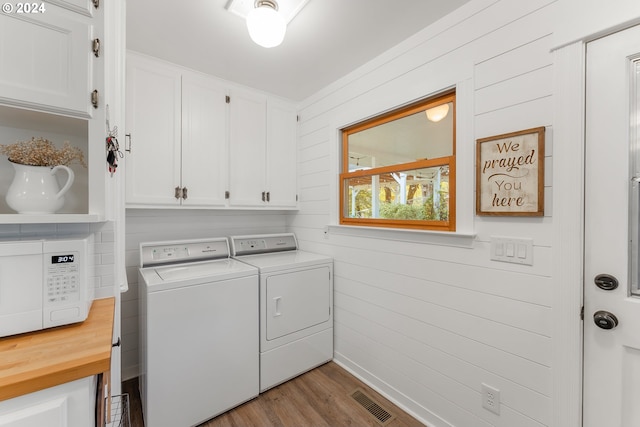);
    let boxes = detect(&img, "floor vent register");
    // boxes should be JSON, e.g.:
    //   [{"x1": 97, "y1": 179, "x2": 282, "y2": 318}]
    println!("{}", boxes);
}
[{"x1": 350, "y1": 388, "x2": 396, "y2": 425}]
